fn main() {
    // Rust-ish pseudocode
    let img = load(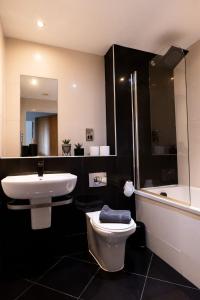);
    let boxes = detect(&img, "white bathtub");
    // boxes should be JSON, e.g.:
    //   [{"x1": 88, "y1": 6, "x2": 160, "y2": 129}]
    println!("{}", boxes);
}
[
  {"x1": 136, "y1": 185, "x2": 200, "y2": 215},
  {"x1": 135, "y1": 186, "x2": 200, "y2": 288}
]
